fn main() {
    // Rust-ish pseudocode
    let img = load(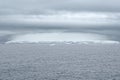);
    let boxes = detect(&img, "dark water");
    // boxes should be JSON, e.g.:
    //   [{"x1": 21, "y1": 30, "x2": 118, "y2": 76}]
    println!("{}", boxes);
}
[{"x1": 0, "y1": 43, "x2": 120, "y2": 80}]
